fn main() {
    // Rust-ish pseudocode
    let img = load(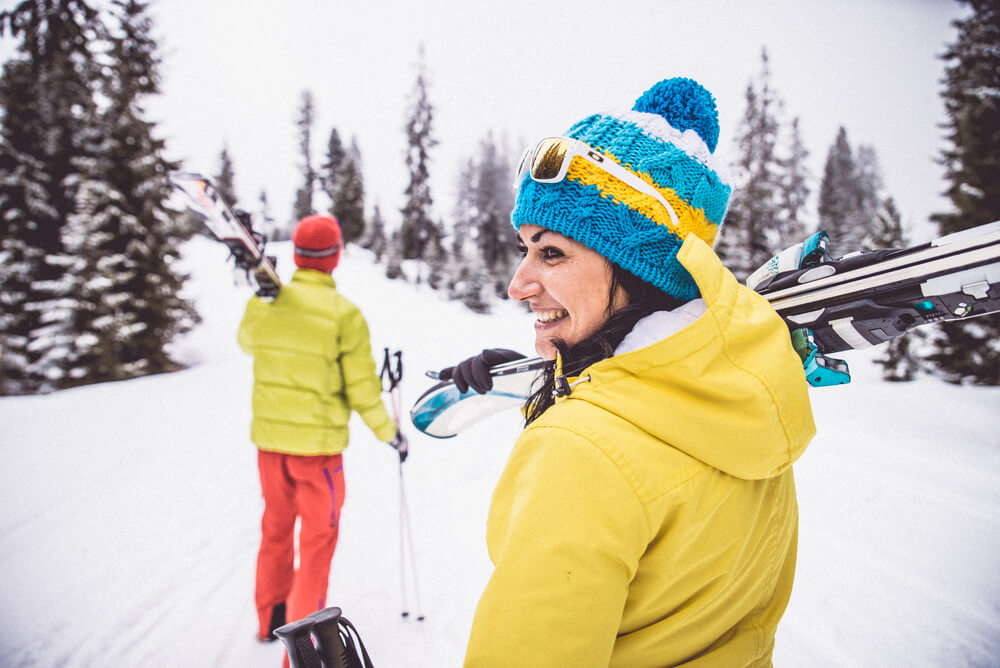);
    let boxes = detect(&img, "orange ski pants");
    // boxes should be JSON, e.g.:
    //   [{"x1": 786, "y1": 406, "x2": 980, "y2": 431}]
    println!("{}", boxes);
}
[{"x1": 255, "y1": 450, "x2": 346, "y2": 638}]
